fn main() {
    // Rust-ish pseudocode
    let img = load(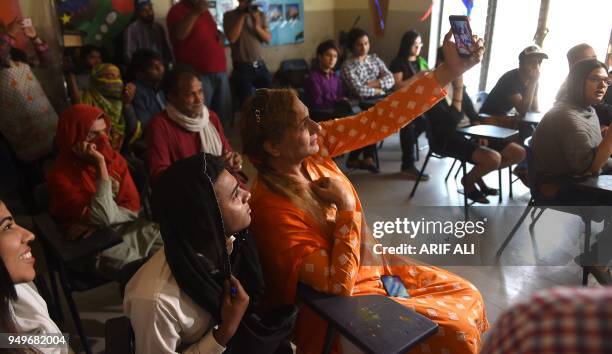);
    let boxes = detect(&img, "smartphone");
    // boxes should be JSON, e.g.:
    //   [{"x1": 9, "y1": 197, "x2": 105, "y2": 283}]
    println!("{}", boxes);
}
[
  {"x1": 381, "y1": 275, "x2": 410, "y2": 298},
  {"x1": 449, "y1": 15, "x2": 474, "y2": 57},
  {"x1": 21, "y1": 18, "x2": 32, "y2": 28}
]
